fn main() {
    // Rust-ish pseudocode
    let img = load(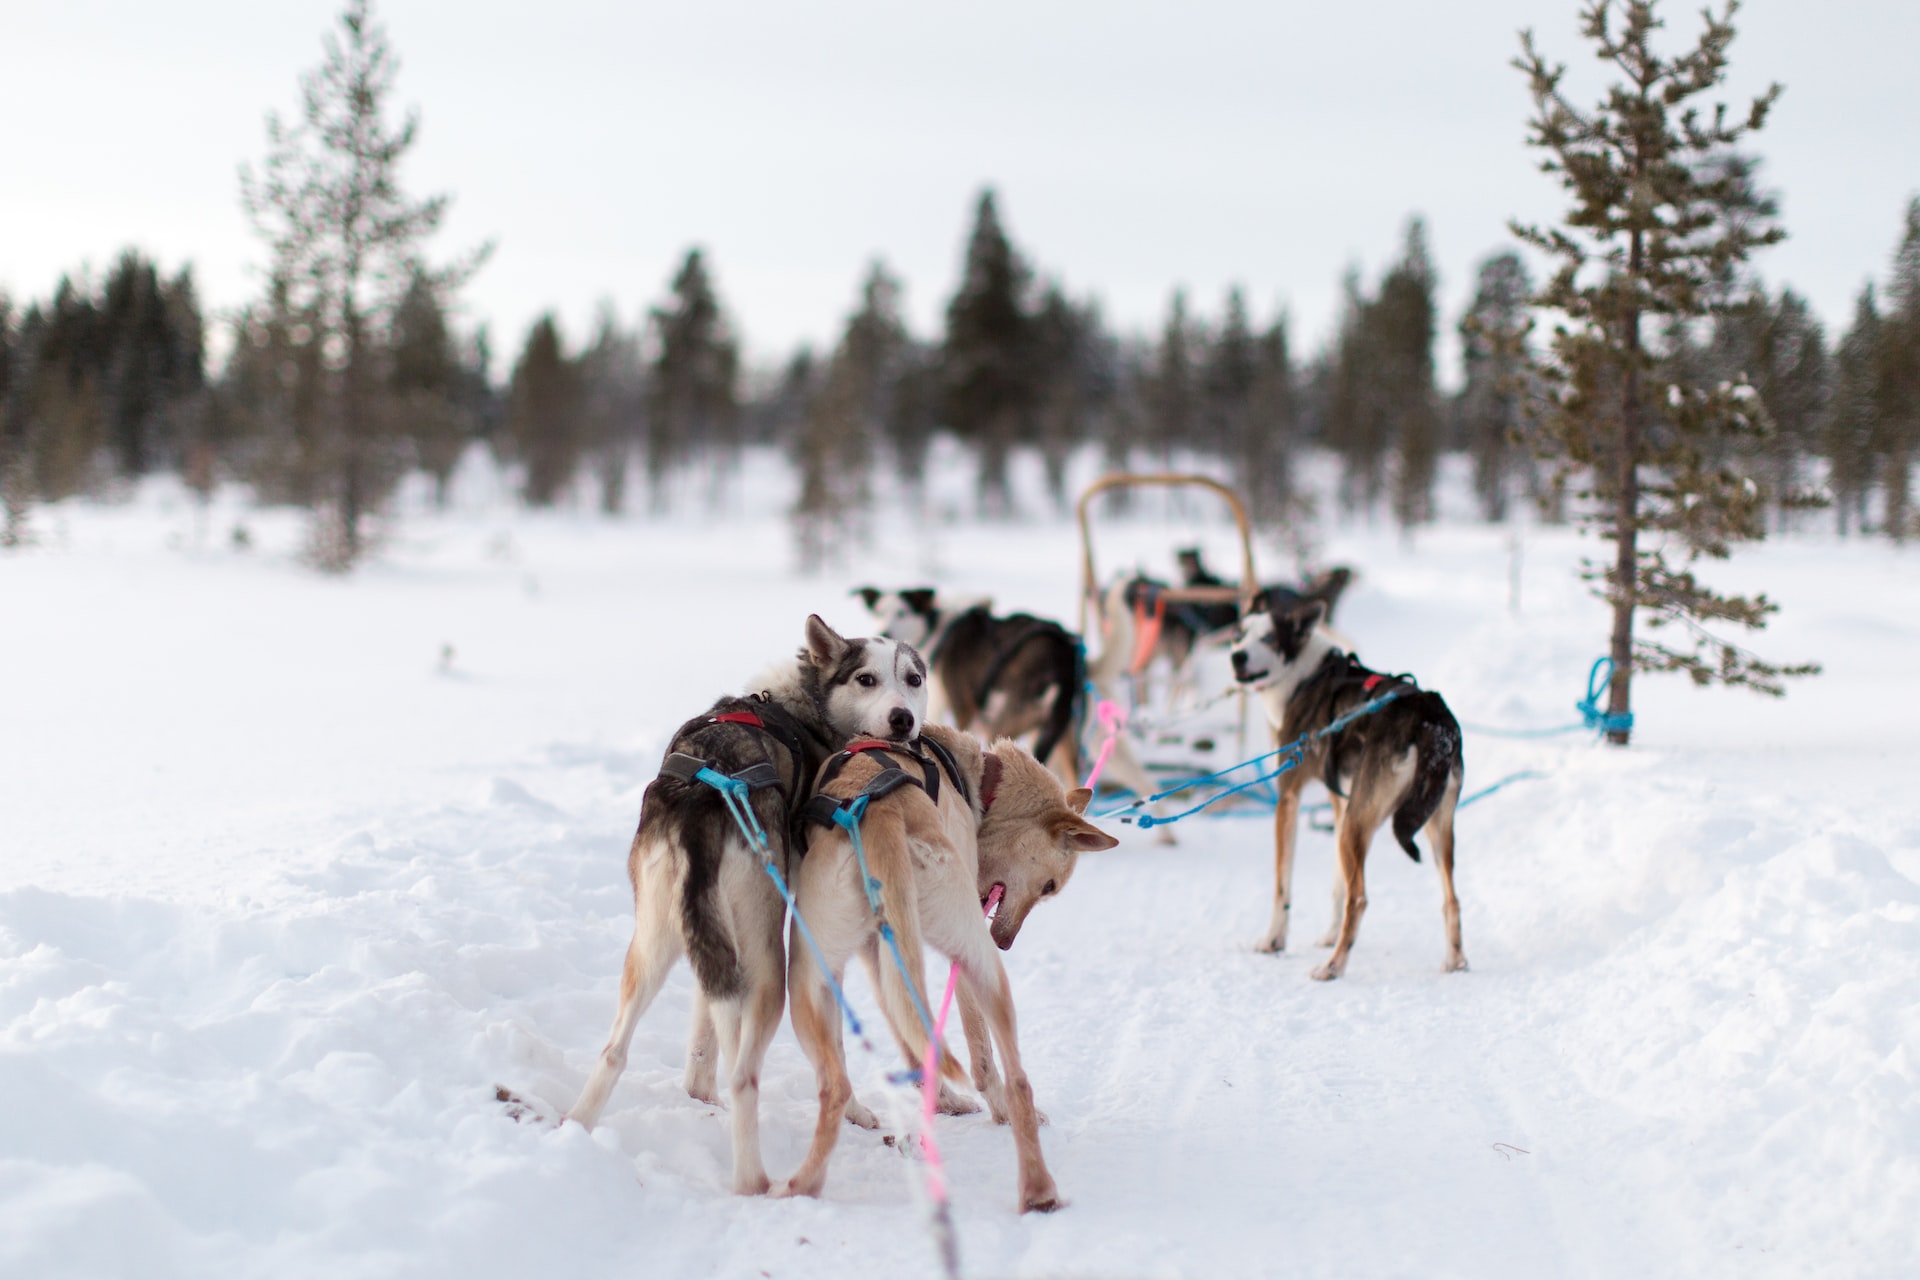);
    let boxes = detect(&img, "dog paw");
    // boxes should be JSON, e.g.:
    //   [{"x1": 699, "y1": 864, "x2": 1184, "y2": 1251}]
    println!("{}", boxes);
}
[
  {"x1": 936, "y1": 1084, "x2": 982, "y2": 1117},
  {"x1": 844, "y1": 1099, "x2": 880, "y2": 1129},
  {"x1": 1020, "y1": 1182, "x2": 1066, "y2": 1214},
  {"x1": 773, "y1": 1173, "x2": 822, "y2": 1200},
  {"x1": 982, "y1": 1084, "x2": 1011, "y2": 1126},
  {"x1": 732, "y1": 1171, "x2": 772, "y2": 1196},
  {"x1": 1254, "y1": 936, "x2": 1287, "y2": 954},
  {"x1": 1444, "y1": 954, "x2": 1470, "y2": 973},
  {"x1": 1309, "y1": 961, "x2": 1341, "y2": 982}
]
